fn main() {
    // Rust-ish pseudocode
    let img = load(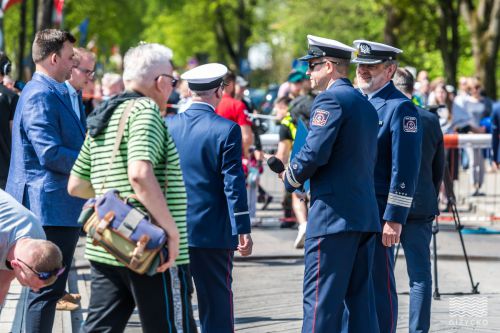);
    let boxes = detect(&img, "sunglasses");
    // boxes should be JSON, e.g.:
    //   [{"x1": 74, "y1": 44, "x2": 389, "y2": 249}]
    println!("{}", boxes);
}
[
  {"x1": 17, "y1": 258, "x2": 65, "y2": 281},
  {"x1": 156, "y1": 73, "x2": 178, "y2": 88},
  {"x1": 308, "y1": 60, "x2": 340, "y2": 71}
]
